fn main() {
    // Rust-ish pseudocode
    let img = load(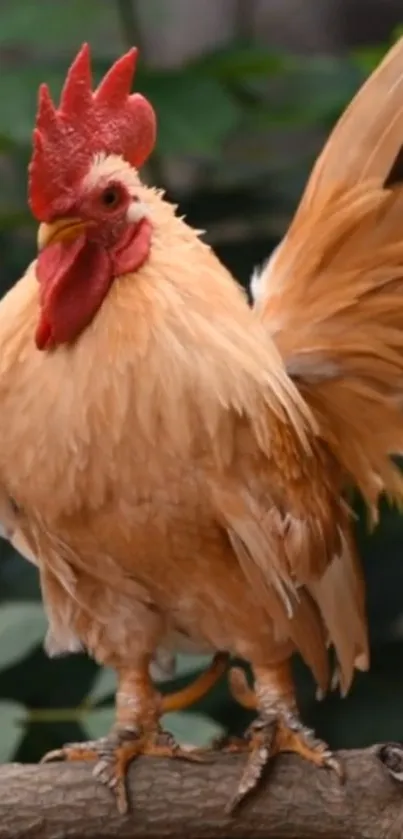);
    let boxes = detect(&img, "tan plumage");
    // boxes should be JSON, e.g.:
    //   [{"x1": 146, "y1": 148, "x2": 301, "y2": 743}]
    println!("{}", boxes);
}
[
  {"x1": 256, "y1": 38, "x2": 403, "y2": 524},
  {"x1": 0, "y1": 191, "x2": 325, "y2": 675},
  {"x1": 1, "y1": 37, "x2": 403, "y2": 809},
  {"x1": 251, "y1": 37, "x2": 403, "y2": 692}
]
